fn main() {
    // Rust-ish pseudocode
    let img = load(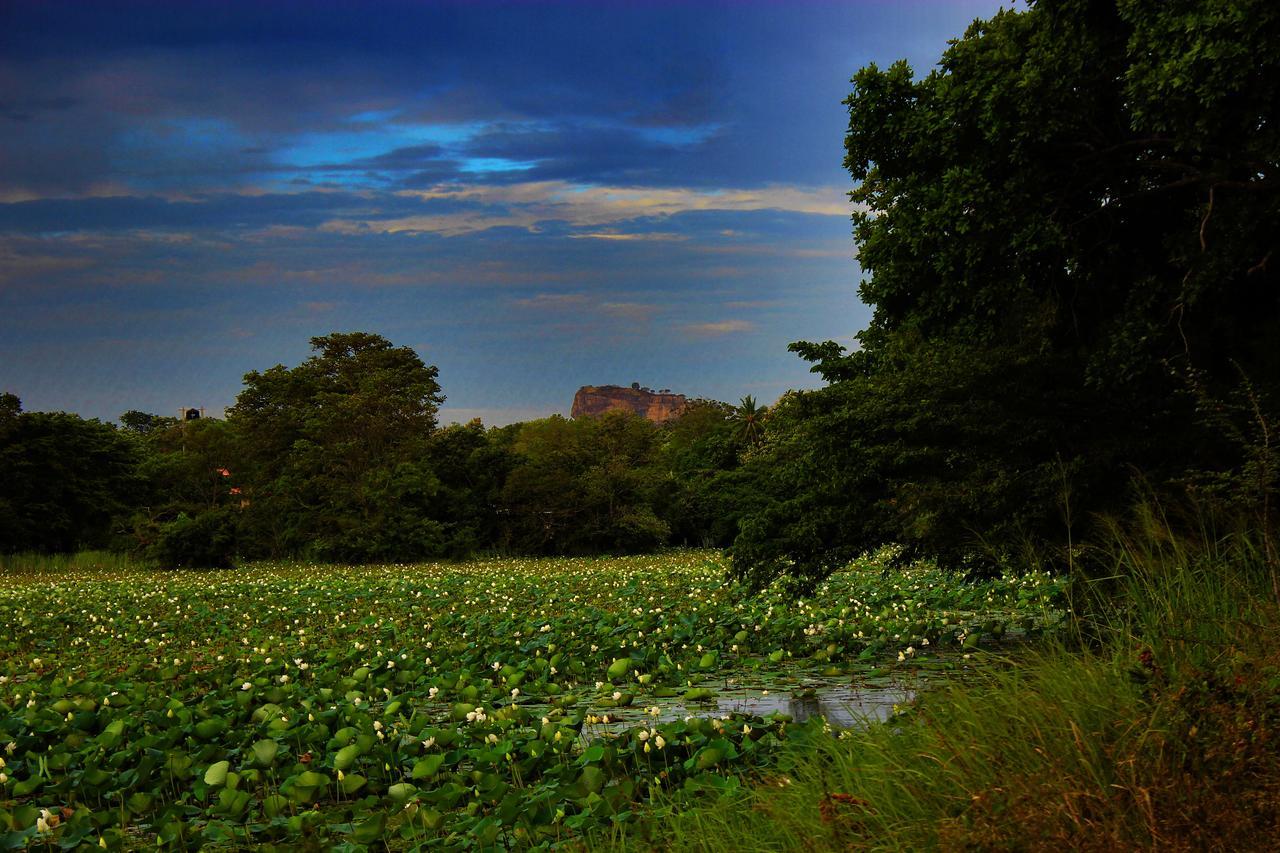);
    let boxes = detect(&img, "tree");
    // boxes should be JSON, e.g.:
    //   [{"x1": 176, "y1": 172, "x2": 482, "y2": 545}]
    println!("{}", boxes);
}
[
  {"x1": 499, "y1": 412, "x2": 669, "y2": 554},
  {"x1": 120, "y1": 410, "x2": 178, "y2": 436},
  {"x1": 732, "y1": 0, "x2": 1280, "y2": 589},
  {"x1": 228, "y1": 332, "x2": 448, "y2": 561},
  {"x1": 0, "y1": 401, "x2": 140, "y2": 553},
  {"x1": 425, "y1": 419, "x2": 515, "y2": 556},
  {"x1": 126, "y1": 415, "x2": 242, "y2": 568},
  {"x1": 732, "y1": 395, "x2": 767, "y2": 451},
  {"x1": 655, "y1": 399, "x2": 751, "y2": 547}
]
